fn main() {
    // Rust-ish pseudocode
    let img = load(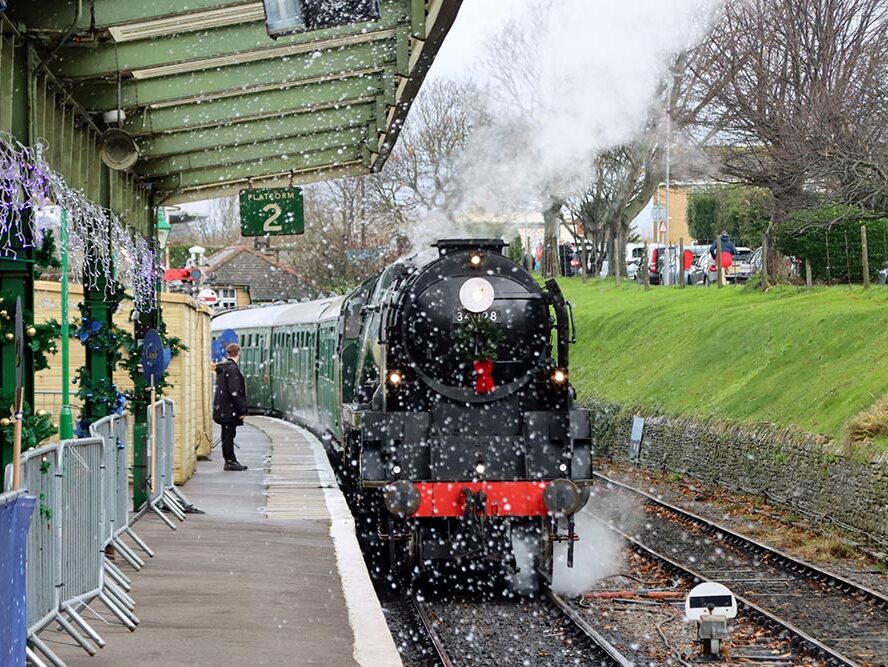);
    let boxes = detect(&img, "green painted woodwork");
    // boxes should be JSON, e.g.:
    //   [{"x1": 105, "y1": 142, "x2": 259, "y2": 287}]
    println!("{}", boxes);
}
[
  {"x1": 8, "y1": 0, "x2": 255, "y2": 31},
  {"x1": 54, "y1": 2, "x2": 409, "y2": 80},
  {"x1": 125, "y1": 75, "x2": 384, "y2": 136},
  {"x1": 141, "y1": 104, "x2": 374, "y2": 158},
  {"x1": 70, "y1": 40, "x2": 396, "y2": 111},
  {"x1": 154, "y1": 146, "x2": 361, "y2": 192},
  {"x1": 0, "y1": 26, "x2": 33, "y2": 470},
  {"x1": 139, "y1": 127, "x2": 365, "y2": 177}
]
